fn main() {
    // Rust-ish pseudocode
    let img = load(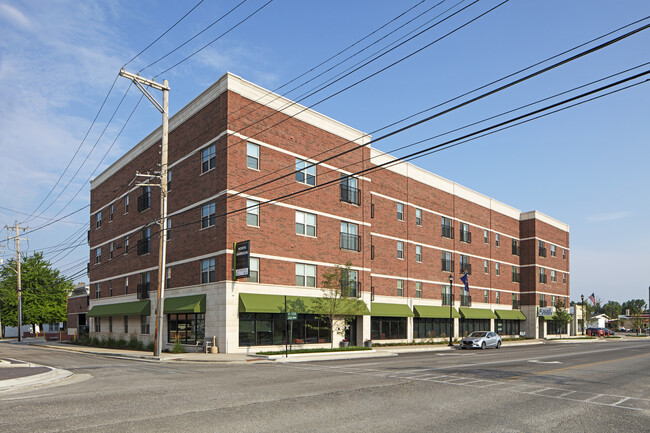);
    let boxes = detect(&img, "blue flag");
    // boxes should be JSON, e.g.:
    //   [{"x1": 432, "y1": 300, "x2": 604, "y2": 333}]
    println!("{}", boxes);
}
[{"x1": 460, "y1": 272, "x2": 469, "y2": 292}]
